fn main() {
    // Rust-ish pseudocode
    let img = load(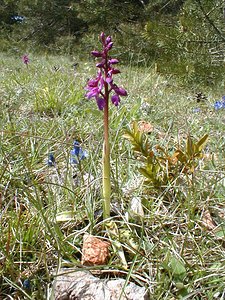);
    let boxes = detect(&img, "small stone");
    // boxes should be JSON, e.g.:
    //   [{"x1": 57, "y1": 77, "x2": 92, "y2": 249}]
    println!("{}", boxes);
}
[
  {"x1": 81, "y1": 233, "x2": 111, "y2": 266},
  {"x1": 51, "y1": 270, "x2": 149, "y2": 300}
]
